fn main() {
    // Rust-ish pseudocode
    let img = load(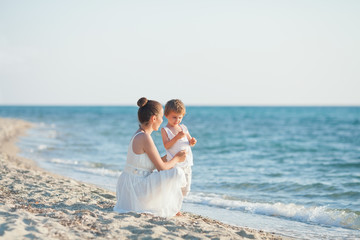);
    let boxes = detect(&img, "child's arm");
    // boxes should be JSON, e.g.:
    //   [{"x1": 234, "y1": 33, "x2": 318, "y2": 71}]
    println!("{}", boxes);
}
[
  {"x1": 182, "y1": 125, "x2": 197, "y2": 147},
  {"x1": 161, "y1": 128, "x2": 185, "y2": 149},
  {"x1": 189, "y1": 134, "x2": 197, "y2": 147}
]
